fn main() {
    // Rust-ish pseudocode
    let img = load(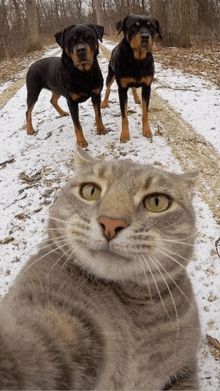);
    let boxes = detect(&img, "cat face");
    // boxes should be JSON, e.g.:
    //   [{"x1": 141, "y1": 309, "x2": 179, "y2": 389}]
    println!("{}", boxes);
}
[{"x1": 49, "y1": 147, "x2": 198, "y2": 283}]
